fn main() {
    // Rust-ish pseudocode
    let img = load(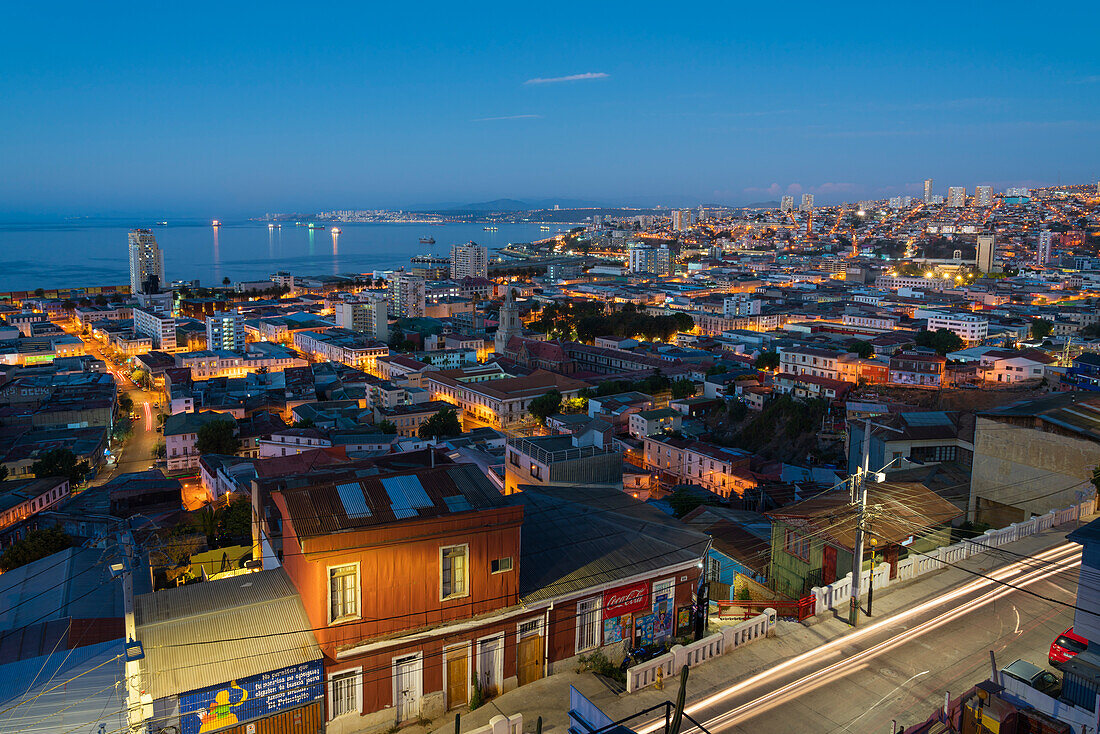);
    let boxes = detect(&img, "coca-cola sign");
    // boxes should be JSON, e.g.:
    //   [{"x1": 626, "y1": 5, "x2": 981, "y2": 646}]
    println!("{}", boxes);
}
[{"x1": 603, "y1": 581, "x2": 650, "y2": 617}]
